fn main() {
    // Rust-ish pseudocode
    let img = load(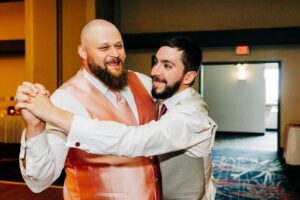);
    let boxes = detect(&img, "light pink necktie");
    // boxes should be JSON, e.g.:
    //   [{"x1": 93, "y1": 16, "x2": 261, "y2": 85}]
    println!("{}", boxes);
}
[{"x1": 115, "y1": 92, "x2": 138, "y2": 125}]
